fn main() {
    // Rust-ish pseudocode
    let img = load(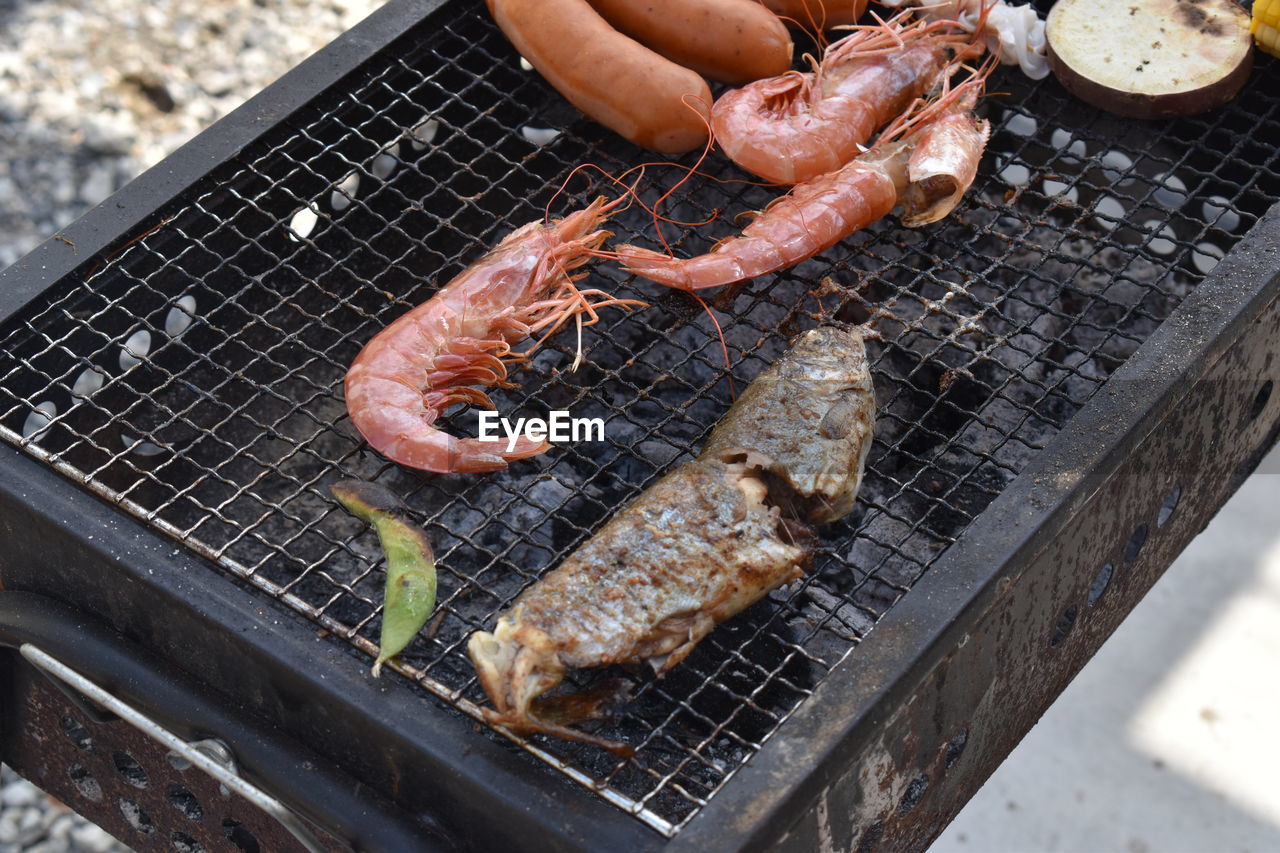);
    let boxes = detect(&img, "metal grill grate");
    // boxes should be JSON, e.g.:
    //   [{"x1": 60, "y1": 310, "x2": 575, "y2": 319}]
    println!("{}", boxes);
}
[{"x1": 2, "y1": 3, "x2": 1278, "y2": 836}]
